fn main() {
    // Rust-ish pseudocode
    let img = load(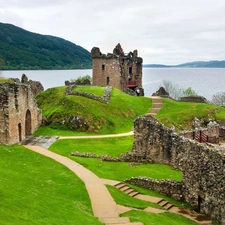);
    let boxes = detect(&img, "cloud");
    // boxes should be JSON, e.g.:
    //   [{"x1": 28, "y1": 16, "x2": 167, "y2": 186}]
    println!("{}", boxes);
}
[{"x1": 1, "y1": 0, "x2": 225, "y2": 64}]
